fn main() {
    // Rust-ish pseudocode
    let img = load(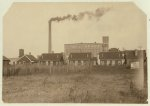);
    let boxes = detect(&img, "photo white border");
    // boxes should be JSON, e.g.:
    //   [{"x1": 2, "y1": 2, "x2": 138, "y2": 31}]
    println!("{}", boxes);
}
[{"x1": 0, "y1": 0, "x2": 149, "y2": 105}]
